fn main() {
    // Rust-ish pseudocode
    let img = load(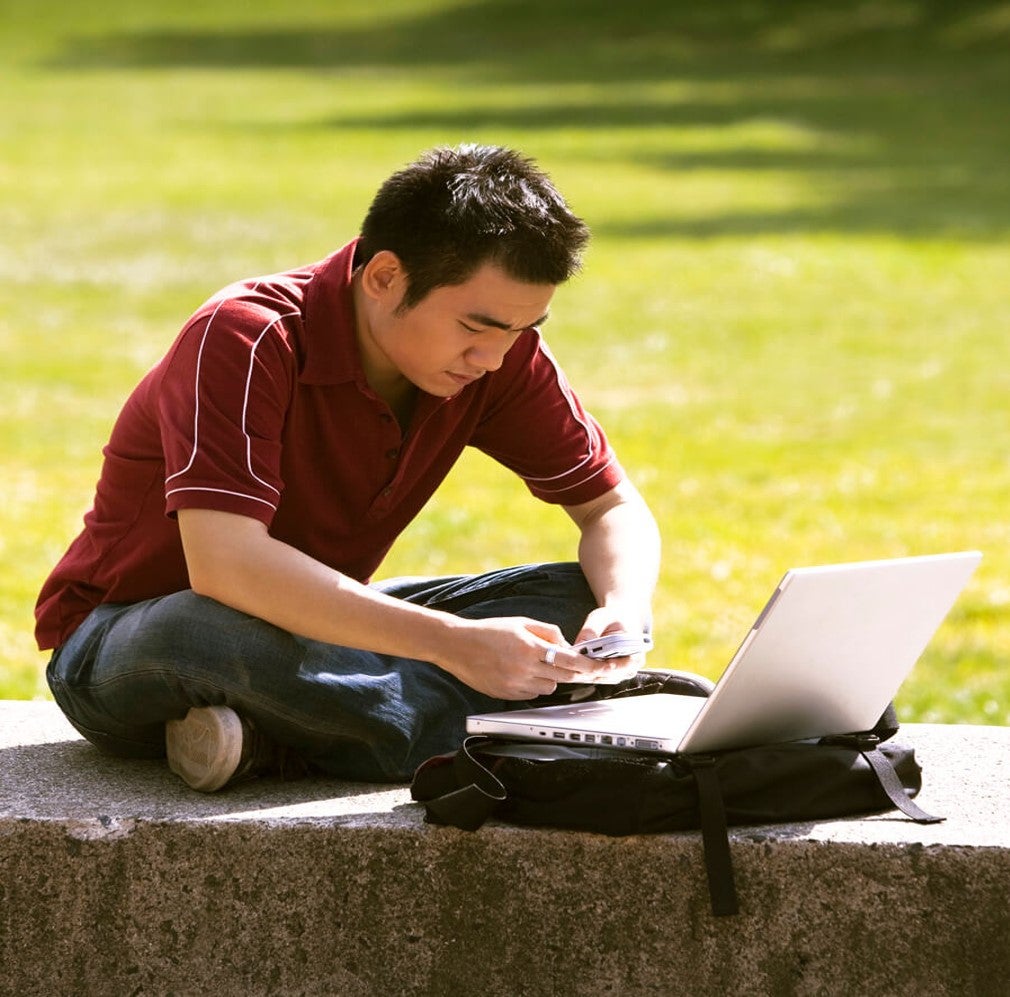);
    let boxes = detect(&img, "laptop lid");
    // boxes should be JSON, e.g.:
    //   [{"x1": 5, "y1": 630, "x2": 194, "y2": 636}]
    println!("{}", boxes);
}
[{"x1": 466, "y1": 551, "x2": 982, "y2": 754}]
